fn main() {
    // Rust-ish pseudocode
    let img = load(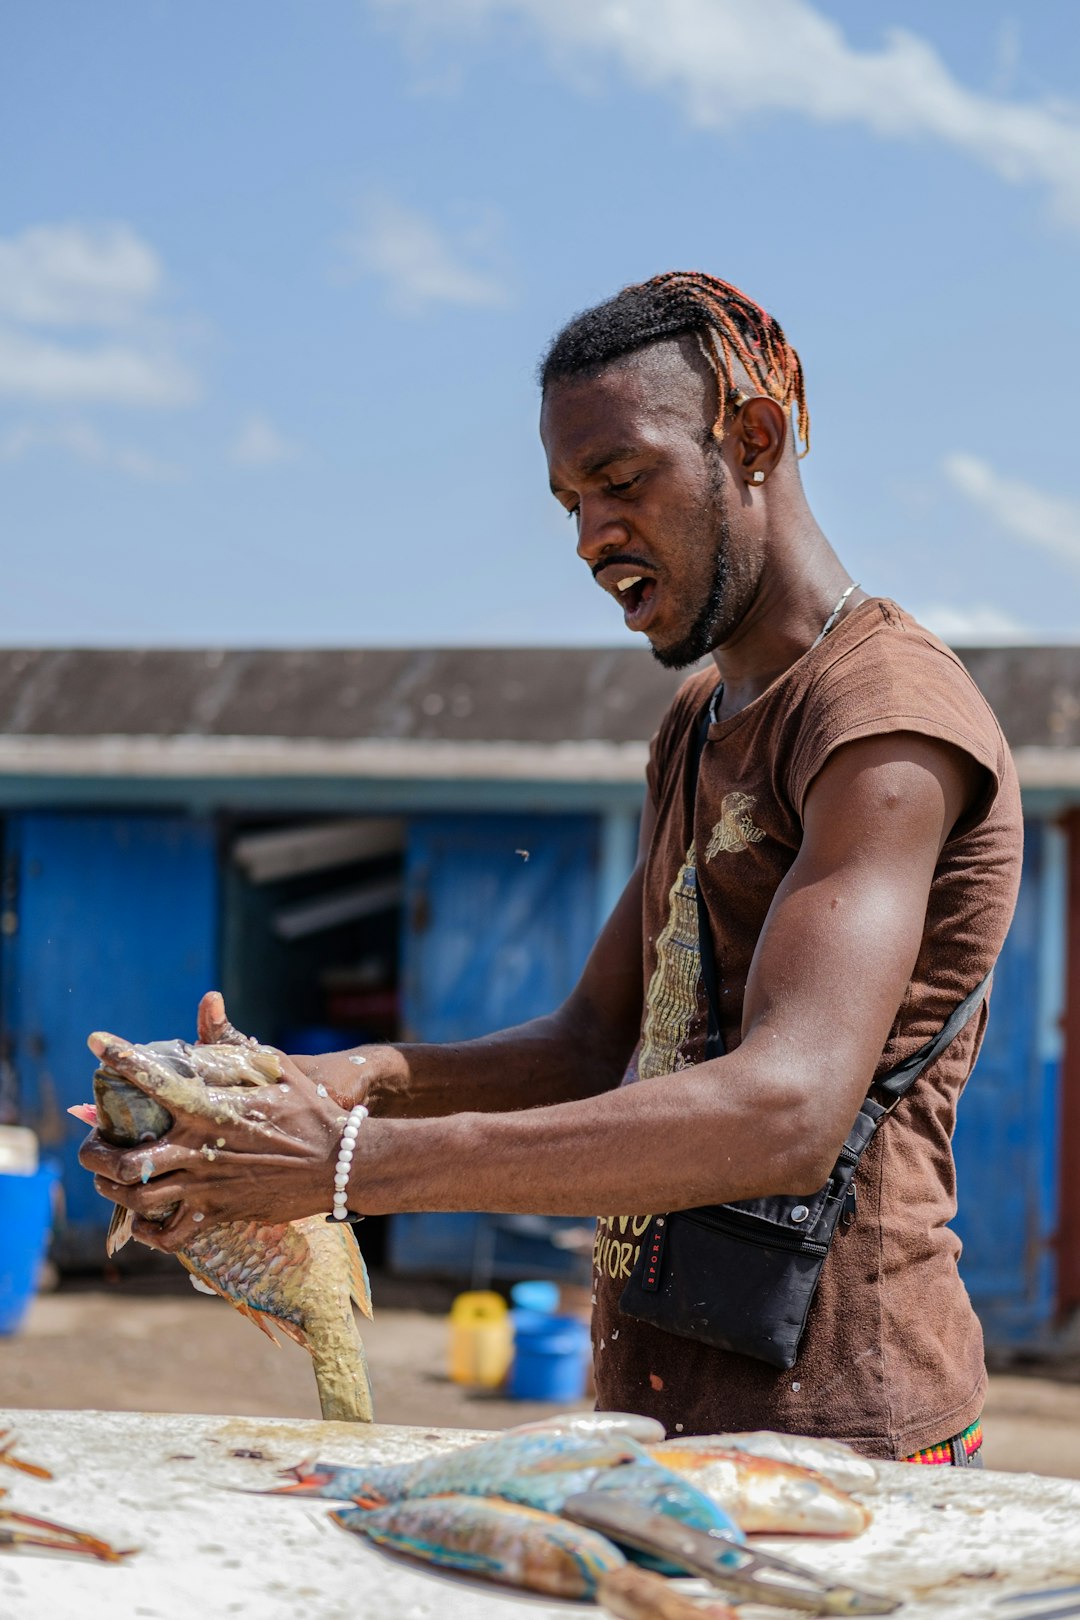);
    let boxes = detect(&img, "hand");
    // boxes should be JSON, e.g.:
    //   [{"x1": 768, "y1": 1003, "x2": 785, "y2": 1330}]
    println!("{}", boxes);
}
[{"x1": 78, "y1": 1024, "x2": 355, "y2": 1253}]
